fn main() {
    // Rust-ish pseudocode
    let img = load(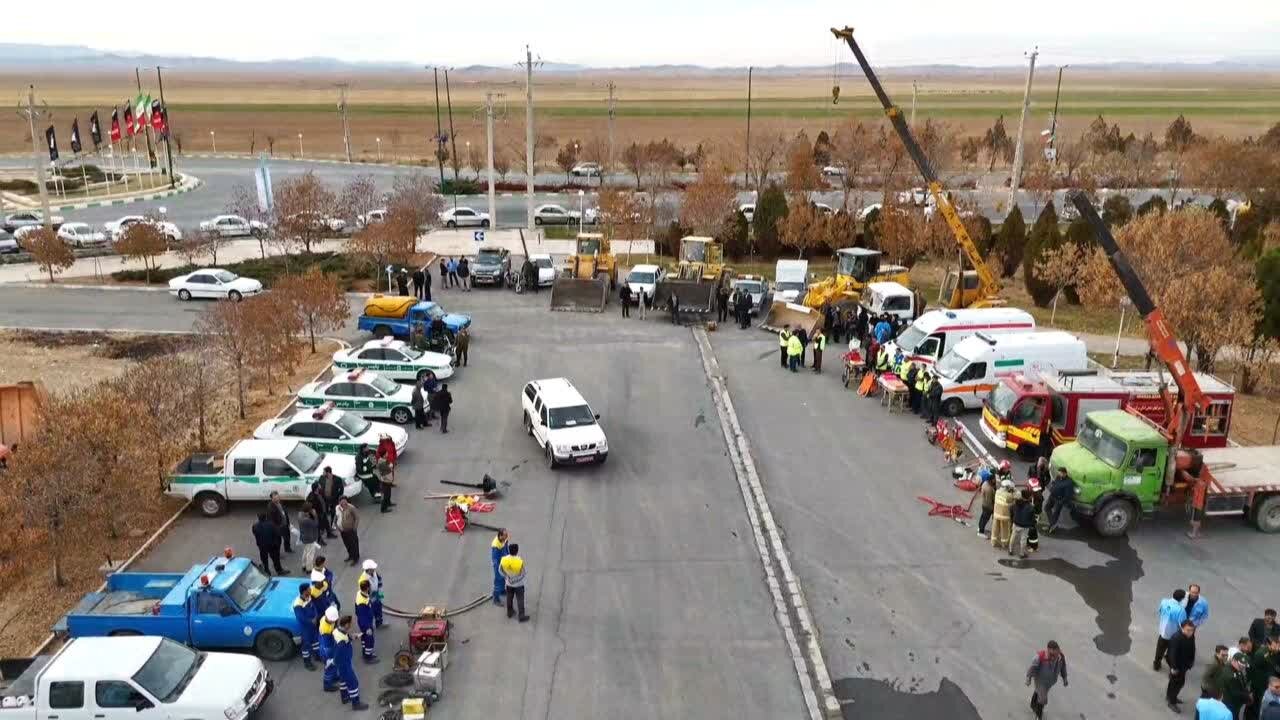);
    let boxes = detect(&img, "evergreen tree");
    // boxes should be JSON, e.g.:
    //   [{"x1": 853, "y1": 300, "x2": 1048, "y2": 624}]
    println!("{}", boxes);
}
[
  {"x1": 753, "y1": 183, "x2": 789, "y2": 257},
  {"x1": 1101, "y1": 195, "x2": 1133, "y2": 229},
  {"x1": 1023, "y1": 203, "x2": 1063, "y2": 307},
  {"x1": 994, "y1": 206, "x2": 1026, "y2": 278}
]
